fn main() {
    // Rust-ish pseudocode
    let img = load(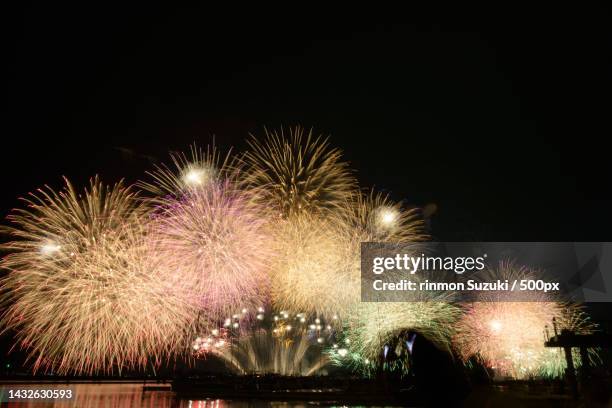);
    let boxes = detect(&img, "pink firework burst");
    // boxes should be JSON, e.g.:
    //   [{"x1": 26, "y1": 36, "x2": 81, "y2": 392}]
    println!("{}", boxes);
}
[{"x1": 149, "y1": 180, "x2": 272, "y2": 324}]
